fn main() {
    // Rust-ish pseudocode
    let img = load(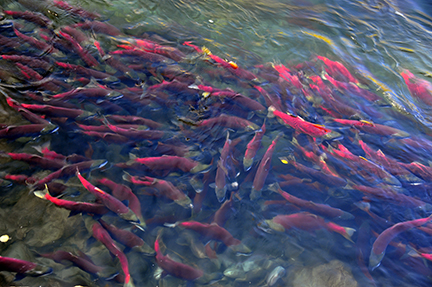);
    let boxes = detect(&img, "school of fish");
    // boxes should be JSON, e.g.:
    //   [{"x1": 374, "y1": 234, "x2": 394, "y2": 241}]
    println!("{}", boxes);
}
[{"x1": 1, "y1": 1, "x2": 432, "y2": 286}]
